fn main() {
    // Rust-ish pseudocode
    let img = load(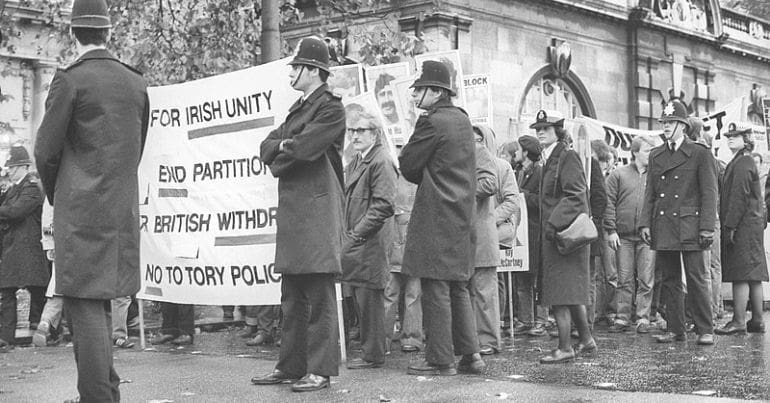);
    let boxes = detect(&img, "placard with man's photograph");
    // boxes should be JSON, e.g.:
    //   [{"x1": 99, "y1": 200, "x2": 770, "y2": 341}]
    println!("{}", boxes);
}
[
  {"x1": 328, "y1": 64, "x2": 364, "y2": 101},
  {"x1": 414, "y1": 50, "x2": 467, "y2": 108},
  {"x1": 392, "y1": 74, "x2": 420, "y2": 144},
  {"x1": 363, "y1": 62, "x2": 411, "y2": 145}
]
